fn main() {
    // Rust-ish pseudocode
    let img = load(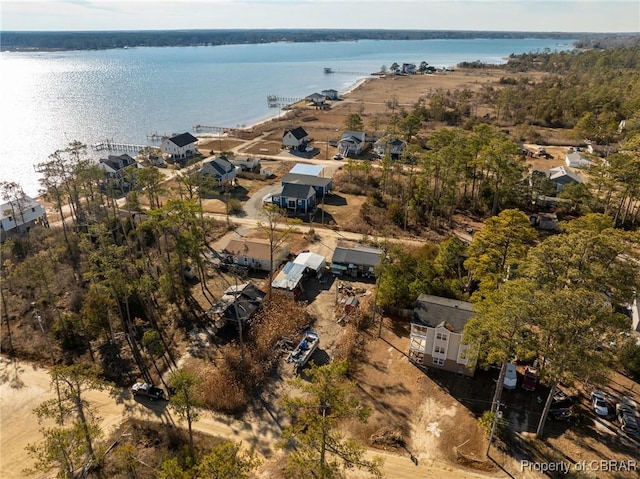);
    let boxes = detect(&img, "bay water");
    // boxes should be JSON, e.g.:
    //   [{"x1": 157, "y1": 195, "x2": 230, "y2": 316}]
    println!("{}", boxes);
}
[{"x1": 0, "y1": 38, "x2": 575, "y2": 195}]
